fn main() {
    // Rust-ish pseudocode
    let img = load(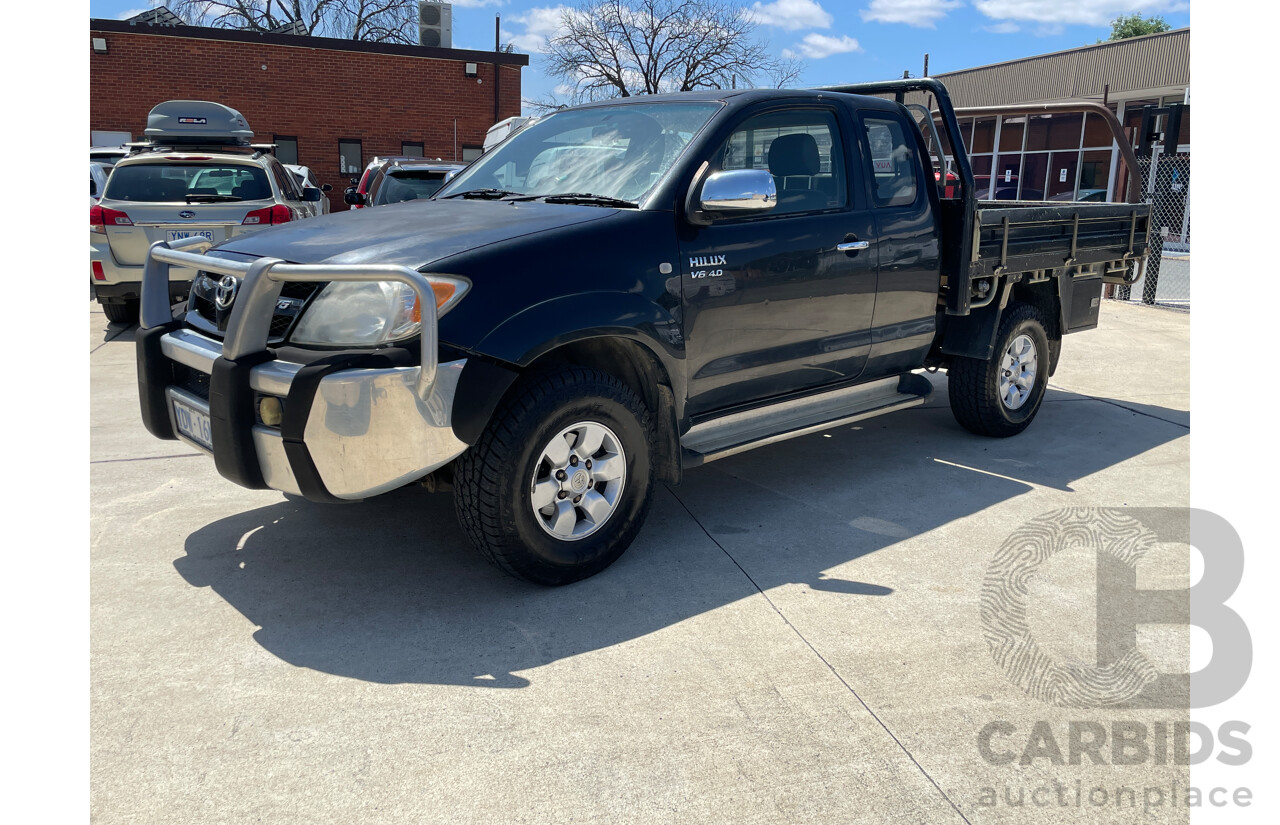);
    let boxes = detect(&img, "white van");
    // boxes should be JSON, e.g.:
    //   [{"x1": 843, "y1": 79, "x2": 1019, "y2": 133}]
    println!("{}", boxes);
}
[{"x1": 482, "y1": 116, "x2": 535, "y2": 153}]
